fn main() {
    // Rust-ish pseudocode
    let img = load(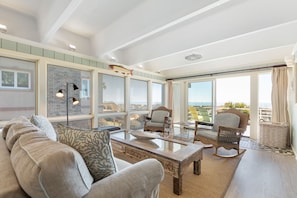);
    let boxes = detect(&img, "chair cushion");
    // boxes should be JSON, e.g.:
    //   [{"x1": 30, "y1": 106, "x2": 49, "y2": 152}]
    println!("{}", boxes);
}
[
  {"x1": 151, "y1": 110, "x2": 169, "y2": 123},
  {"x1": 197, "y1": 129, "x2": 218, "y2": 140},
  {"x1": 30, "y1": 115, "x2": 57, "y2": 141},
  {"x1": 57, "y1": 124, "x2": 117, "y2": 182},
  {"x1": 10, "y1": 132, "x2": 93, "y2": 198},
  {"x1": 145, "y1": 121, "x2": 164, "y2": 128},
  {"x1": 212, "y1": 113, "x2": 240, "y2": 132},
  {"x1": 0, "y1": 131, "x2": 28, "y2": 197}
]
